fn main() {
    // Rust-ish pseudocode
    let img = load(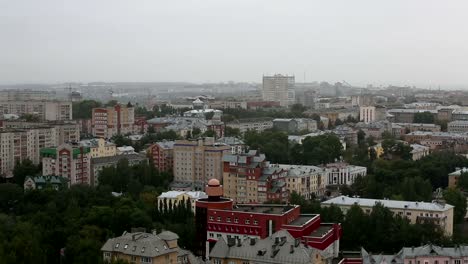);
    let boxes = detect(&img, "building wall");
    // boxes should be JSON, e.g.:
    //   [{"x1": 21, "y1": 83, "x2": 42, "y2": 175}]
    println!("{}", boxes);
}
[
  {"x1": 90, "y1": 138, "x2": 117, "y2": 158},
  {"x1": 262, "y1": 75, "x2": 295, "y2": 107},
  {"x1": 0, "y1": 100, "x2": 72, "y2": 121},
  {"x1": 148, "y1": 143, "x2": 174, "y2": 172},
  {"x1": 173, "y1": 139, "x2": 231, "y2": 190},
  {"x1": 323, "y1": 203, "x2": 453, "y2": 236},
  {"x1": 91, "y1": 105, "x2": 135, "y2": 138},
  {"x1": 360, "y1": 106, "x2": 375, "y2": 123}
]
